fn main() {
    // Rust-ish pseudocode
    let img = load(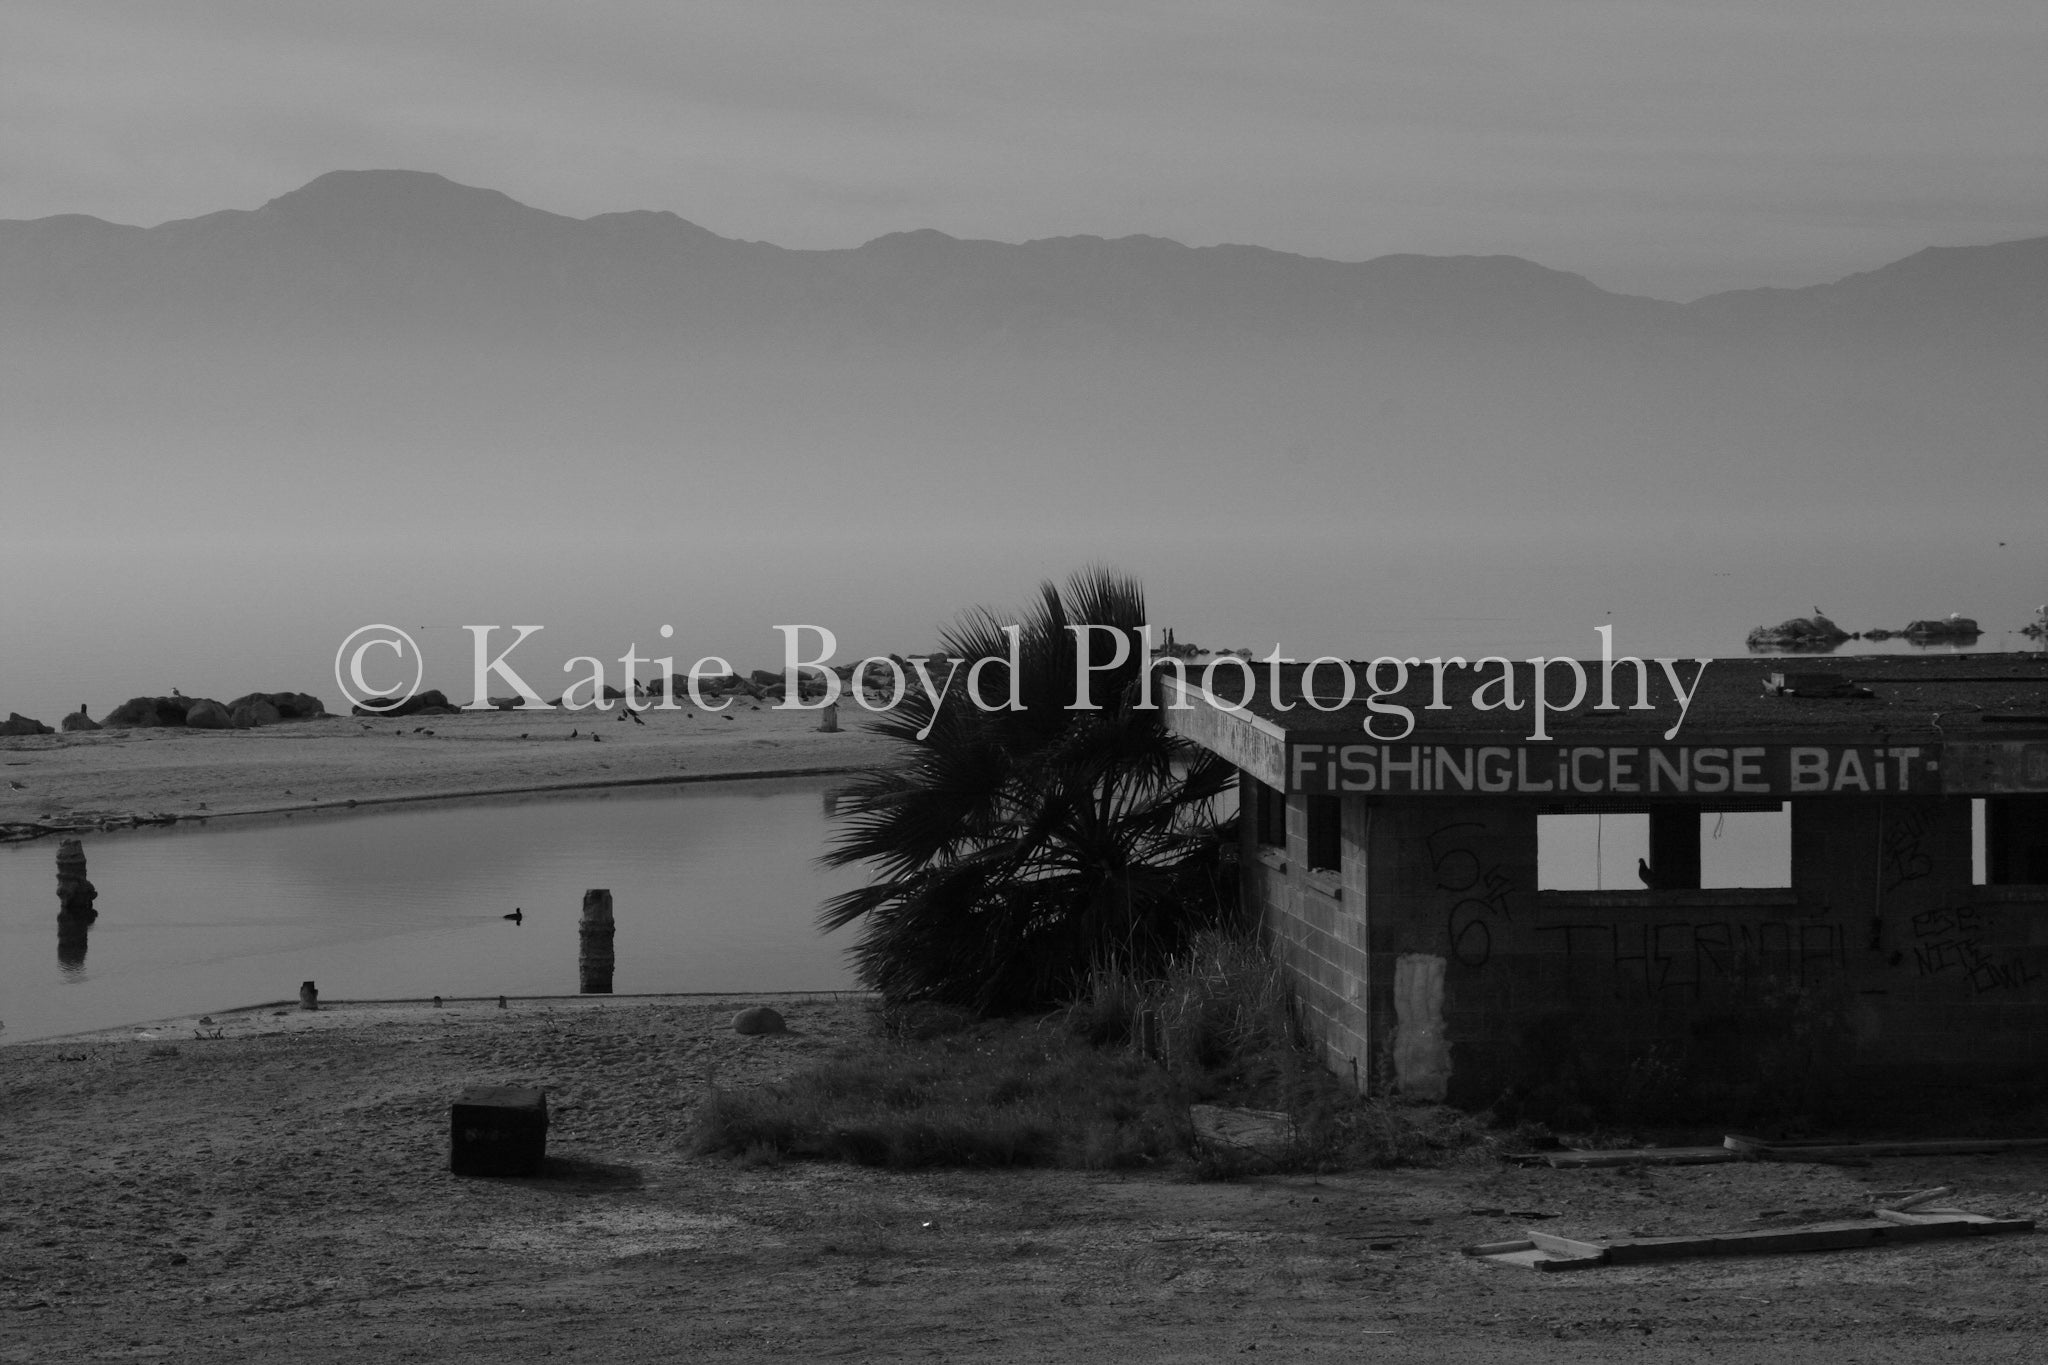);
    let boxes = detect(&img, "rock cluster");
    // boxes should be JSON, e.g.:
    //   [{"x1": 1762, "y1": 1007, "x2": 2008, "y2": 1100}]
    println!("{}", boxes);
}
[
  {"x1": 350, "y1": 689, "x2": 458, "y2": 718},
  {"x1": 104, "y1": 692, "x2": 327, "y2": 728},
  {"x1": 1745, "y1": 615, "x2": 1853, "y2": 653},
  {"x1": 0, "y1": 712, "x2": 53, "y2": 736}
]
